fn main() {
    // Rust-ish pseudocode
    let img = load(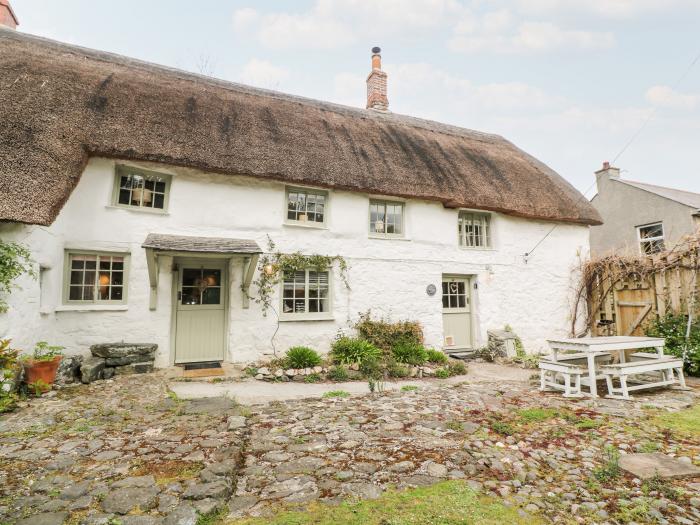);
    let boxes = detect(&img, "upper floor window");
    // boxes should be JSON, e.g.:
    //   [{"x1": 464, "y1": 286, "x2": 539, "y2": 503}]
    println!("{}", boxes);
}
[
  {"x1": 369, "y1": 200, "x2": 404, "y2": 237},
  {"x1": 638, "y1": 223, "x2": 665, "y2": 254},
  {"x1": 459, "y1": 212, "x2": 491, "y2": 248},
  {"x1": 113, "y1": 165, "x2": 171, "y2": 211},
  {"x1": 64, "y1": 251, "x2": 129, "y2": 304},
  {"x1": 281, "y1": 270, "x2": 331, "y2": 319},
  {"x1": 286, "y1": 187, "x2": 327, "y2": 226}
]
